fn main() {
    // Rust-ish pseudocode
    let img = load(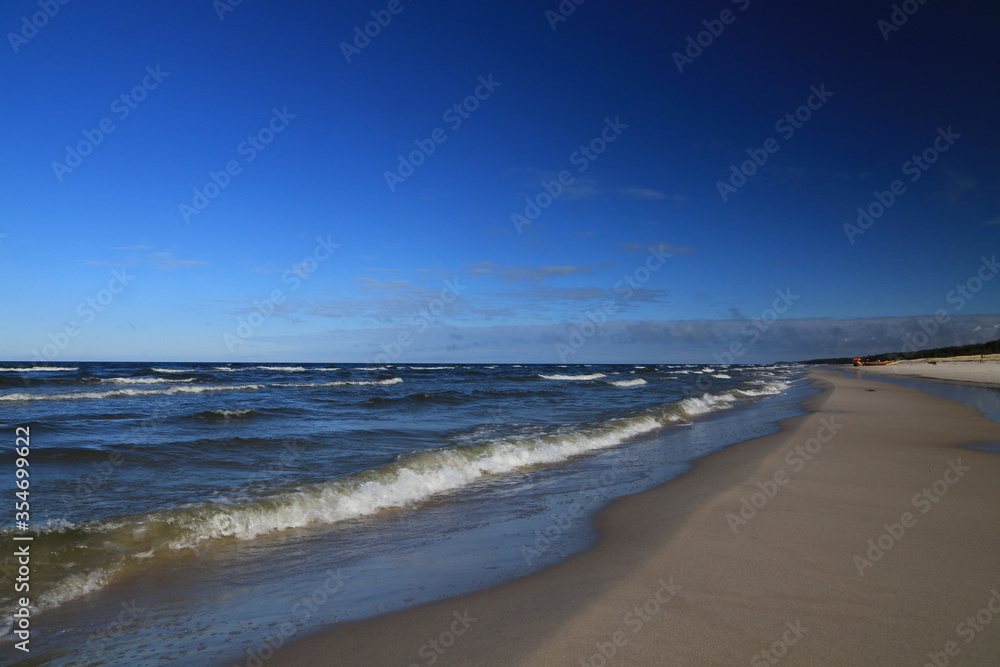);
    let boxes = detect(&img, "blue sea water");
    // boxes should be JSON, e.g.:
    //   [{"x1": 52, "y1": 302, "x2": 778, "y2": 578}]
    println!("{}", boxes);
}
[{"x1": 0, "y1": 362, "x2": 807, "y2": 666}]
